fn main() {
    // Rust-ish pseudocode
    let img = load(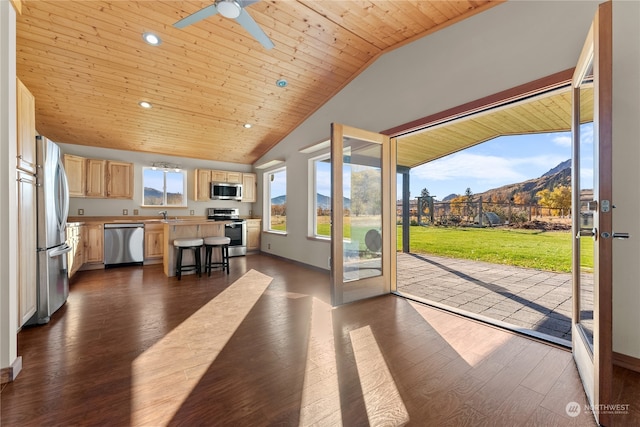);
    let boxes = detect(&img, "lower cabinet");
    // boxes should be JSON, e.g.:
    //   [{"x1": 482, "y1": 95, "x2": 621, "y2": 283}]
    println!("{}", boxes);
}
[
  {"x1": 66, "y1": 223, "x2": 84, "y2": 279},
  {"x1": 247, "y1": 219, "x2": 261, "y2": 252},
  {"x1": 144, "y1": 223, "x2": 164, "y2": 264},
  {"x1": 84, "y1": 223, "x2": 104, "y2": 265}
]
